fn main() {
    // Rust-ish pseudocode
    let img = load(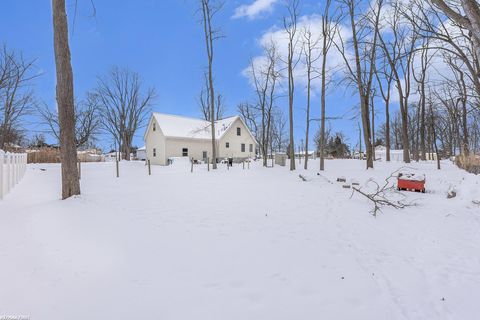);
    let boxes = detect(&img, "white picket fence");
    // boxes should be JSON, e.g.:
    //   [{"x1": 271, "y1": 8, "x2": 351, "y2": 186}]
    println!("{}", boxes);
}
[{"x1": 0, "y1": 150, "x2": 28, "y2": 200}]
